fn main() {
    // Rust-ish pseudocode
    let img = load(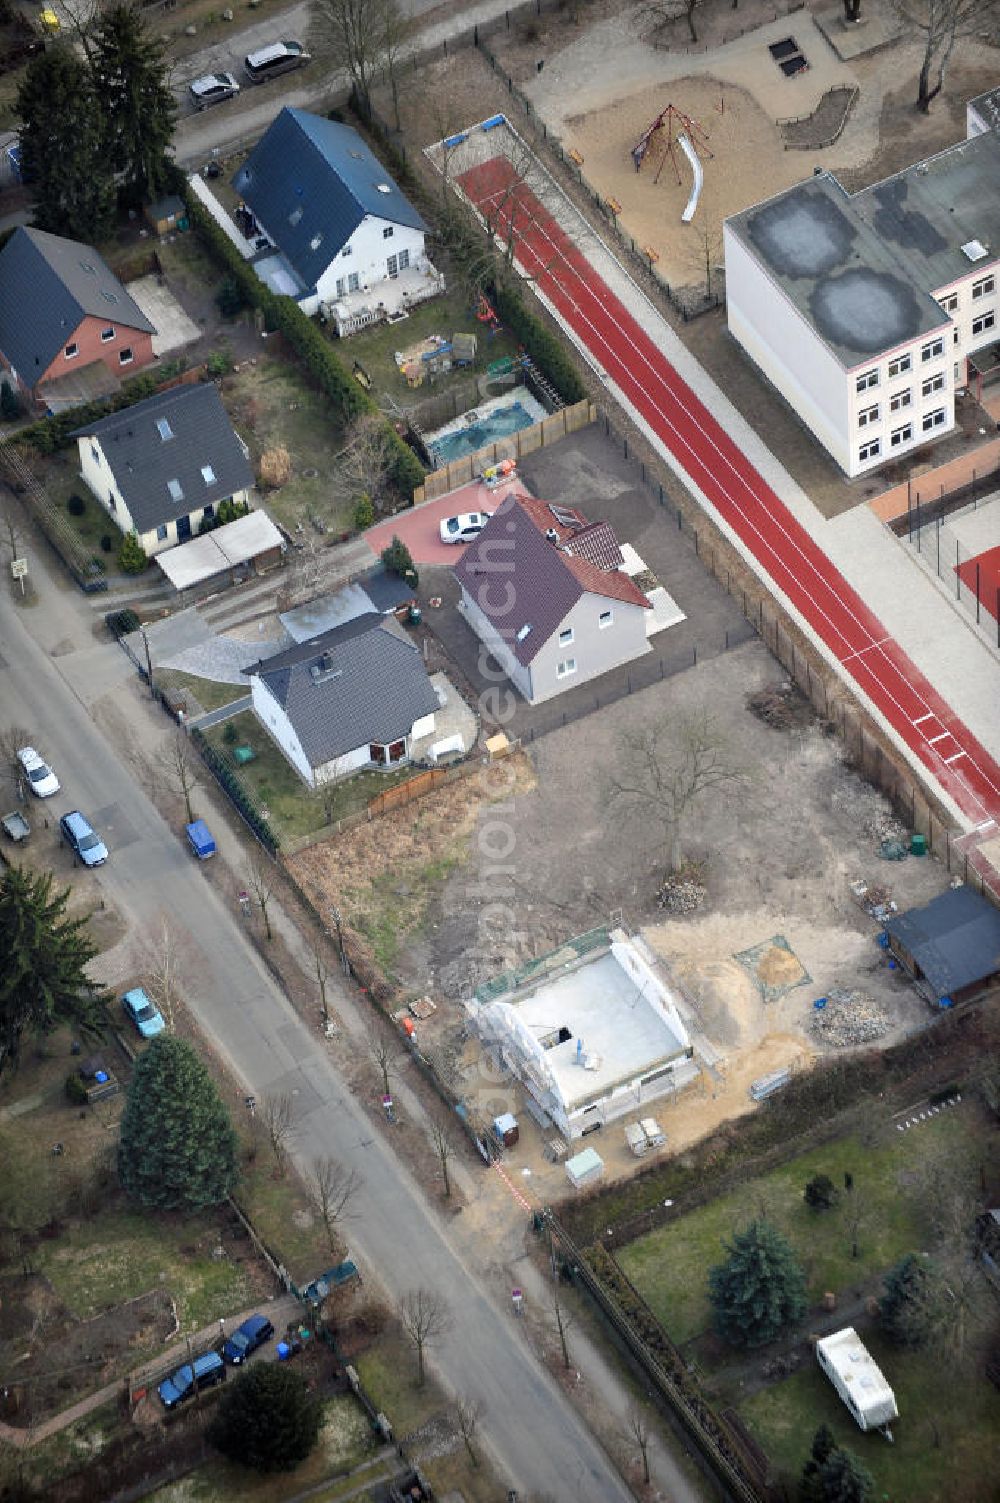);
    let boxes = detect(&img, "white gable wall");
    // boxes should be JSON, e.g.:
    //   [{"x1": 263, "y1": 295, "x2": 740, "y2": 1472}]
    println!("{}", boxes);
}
[
  {"x1": 250, "y1": 675, "x2": 316, "y2": 787},
  {"x1": 315, "y1": 214, "x2": 426, "y2": 304},
  {"x1": 724, "y1": 227, "x2": 852, "y2": 471},
  {"x1": 77, "y1": 434, "x2": 138, "y2": 536},
  {"x1": 458, "y1": 584, "x2": 533, "y2": 702}
]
